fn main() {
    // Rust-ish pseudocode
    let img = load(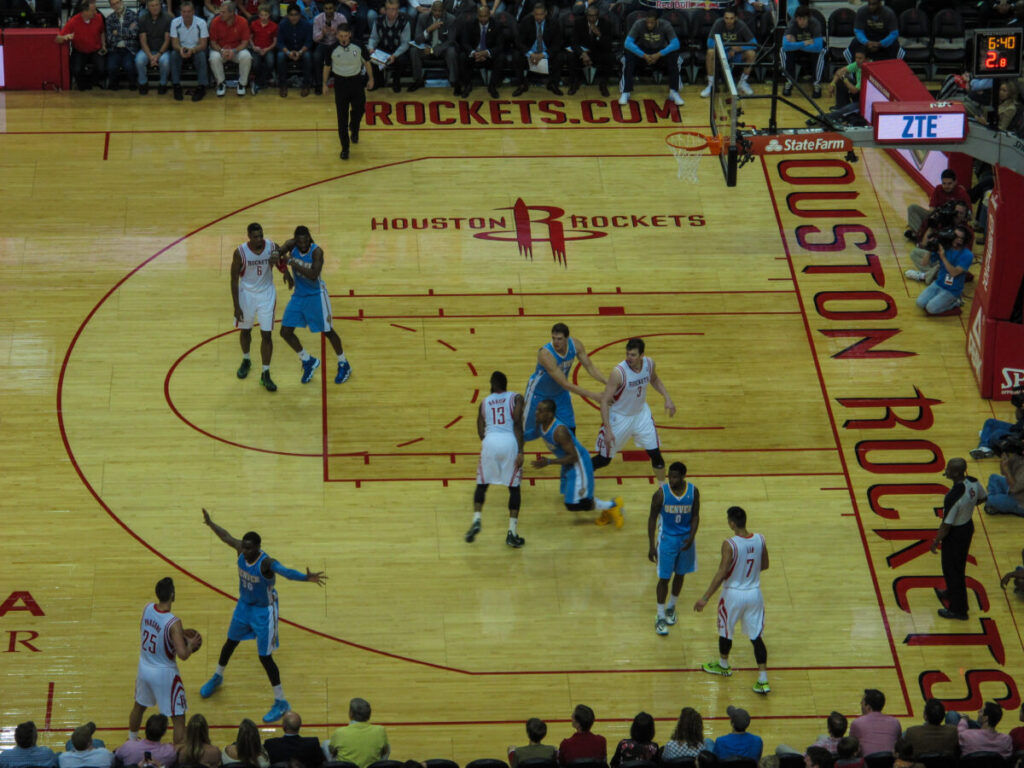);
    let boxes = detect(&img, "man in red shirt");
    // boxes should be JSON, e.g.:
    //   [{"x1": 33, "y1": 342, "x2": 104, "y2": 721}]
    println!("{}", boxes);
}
[
  {"x1": 209, "y1": 1, "x2": 252, "y2": 96},
  {"x1": 557, "y1": 705, "x2": 606, "y2": 766},
  {"x1": 55, "y1": 0, "x2": 107, "y2": 90},
  {"x1": 249, "y1": 4, "x2": 278, "y2": 94},
  {"x1": 905, "y1": 168, "x2": 971, "y2": 241}
]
